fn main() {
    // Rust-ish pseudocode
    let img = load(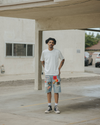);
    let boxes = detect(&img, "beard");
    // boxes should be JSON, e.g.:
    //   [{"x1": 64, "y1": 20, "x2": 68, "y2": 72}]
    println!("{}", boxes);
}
[{"x1": 50, "y1": 45, "x2": 53, "y2": 48}]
